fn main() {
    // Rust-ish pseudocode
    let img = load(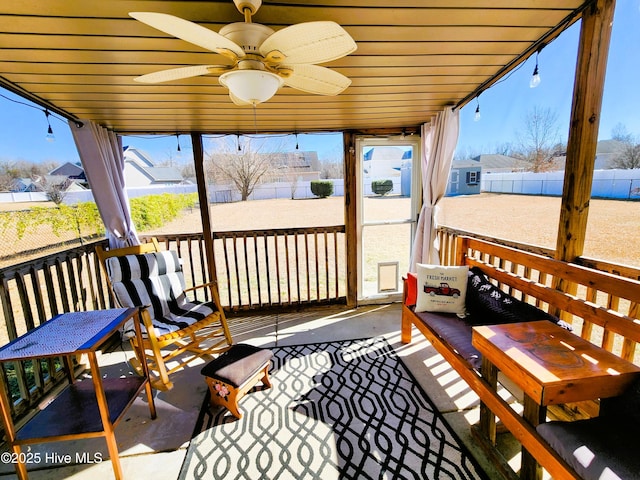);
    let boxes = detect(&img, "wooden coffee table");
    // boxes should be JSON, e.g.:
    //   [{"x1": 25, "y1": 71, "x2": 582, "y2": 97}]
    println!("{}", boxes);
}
[{"x1": 472, "y1": 320, "x2": 640, "y2": 480}]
